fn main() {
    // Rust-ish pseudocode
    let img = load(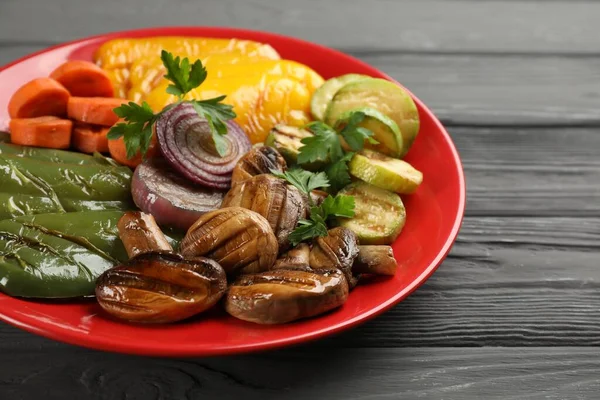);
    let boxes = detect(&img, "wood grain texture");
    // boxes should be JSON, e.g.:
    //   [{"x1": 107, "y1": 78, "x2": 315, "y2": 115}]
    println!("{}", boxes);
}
[
  {"x1": 1, "y1": 0, "x2": 600, "y2": 54},
  {"x1": 451, "y1": 127, "x2": 600, "y2": 215},
  {"x1": 1, "y1": 216, "x2": 599, "y2": 349},
  {"x1": 0, "y1": 346, "x2": 599, "y2": 399},
  {"x1": 3, "y1": 46, "x2": 600, "y2": 125}
]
